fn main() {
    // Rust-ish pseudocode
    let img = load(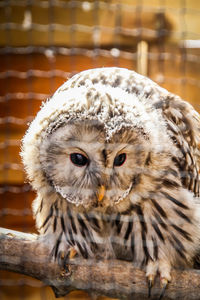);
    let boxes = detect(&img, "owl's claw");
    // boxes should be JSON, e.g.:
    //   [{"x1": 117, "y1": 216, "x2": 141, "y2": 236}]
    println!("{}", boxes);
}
[
  {"x1": 148, "y1": 278, "x2": 153, "y2": 298},
  {"x1": 57, "y1": 250, "x2": 70, "y2": 271},
  {"x1": 146, "y1": 260, "x2": 171, "y2": 299},
  {"x1": 158, "y1": 278, "x2": 168, "y2": 300},
  {"x1": 58, "y1": 248, "x2": 77, "y2": 270},
  {"x1": 147, "y1": 275, "x2": 168, "y2": 299},
  {"x1": 62, "y1": 252, "x2": 70, "y2": 269},
  {"x1": 158, "y1": 261, "x2": 171, "y2": 299},
  {"x1": 146, "y1": 261, "x2": 157, "y2": 298}
]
